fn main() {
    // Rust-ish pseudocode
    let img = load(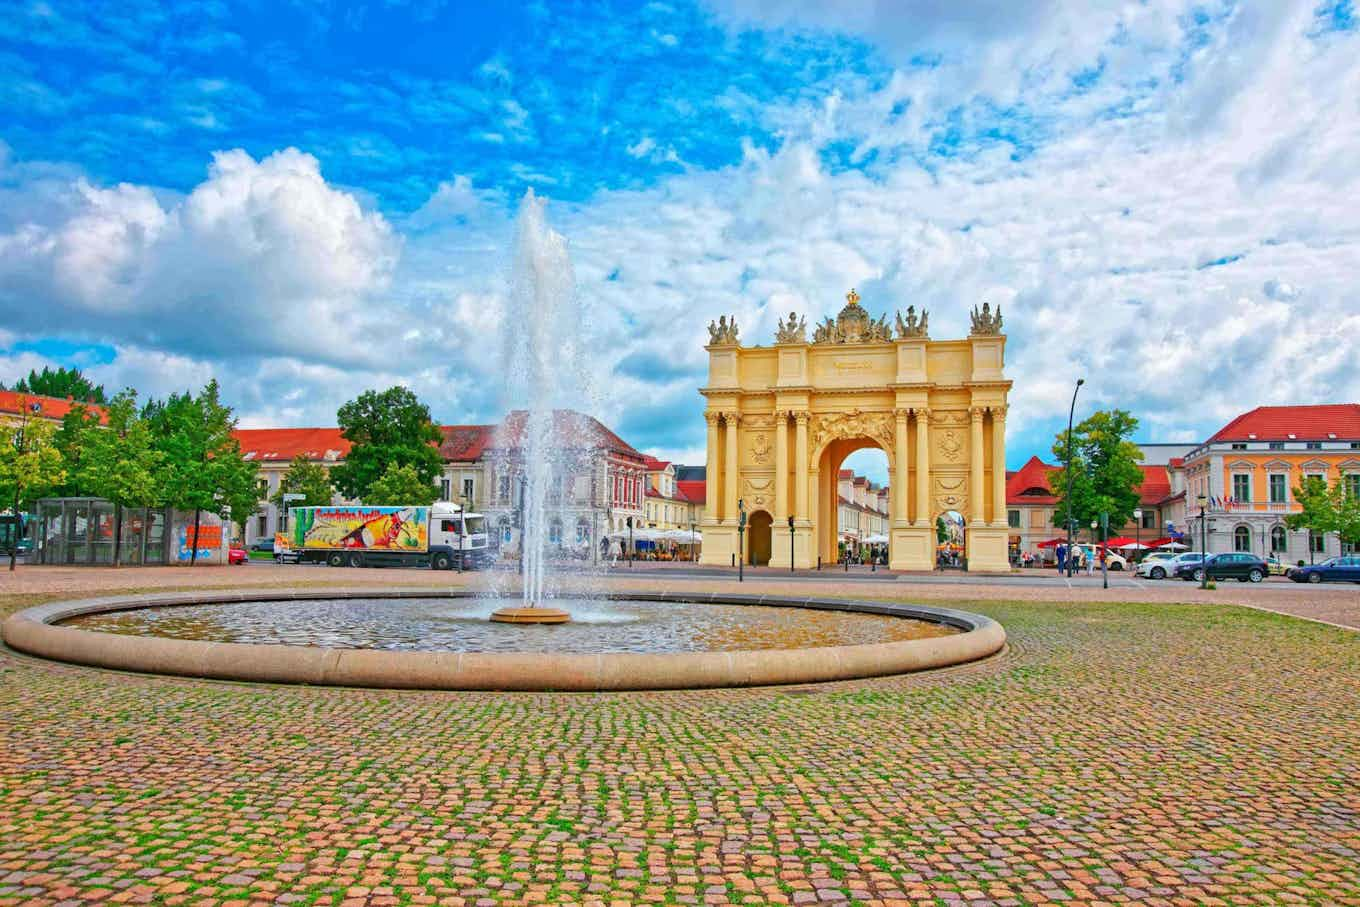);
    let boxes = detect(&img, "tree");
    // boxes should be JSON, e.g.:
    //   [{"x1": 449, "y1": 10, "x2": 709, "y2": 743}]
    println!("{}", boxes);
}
[
  {"x1": 0, "y1": 417, "x2": 66, "y2": 570},
  {"x1": 271, "y1": 456, "x2": 335, "y2": 511},
  {"x1": 13, "y1": 366, "x2": 107, "y2": 404},
  {"x1": 52, "y1": 403, "x2": 105, "y2": 496},
  {"x1": 1047, "y1": 409, "x2": 1144, "y2": 537},
  {"x1": 364, "y1": 462, "x2": 440, "y2": 506},
  {"x1": 1286, "y1": 475, "x2": 1360, "y2": 552},
  {"x1": 331, "y1": 387, "x2": 443, "y2": 502},
  {"x1": 145, "y1": 380, "x2": 256, "y2": 563},
  {"x1": 75, "y1": 391, "x2": 163, "y2": 565}
]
